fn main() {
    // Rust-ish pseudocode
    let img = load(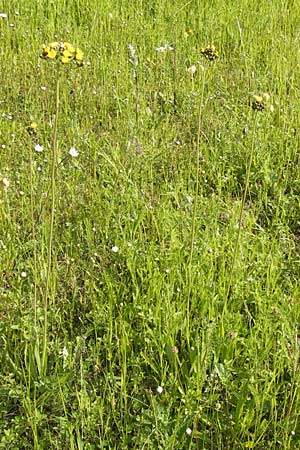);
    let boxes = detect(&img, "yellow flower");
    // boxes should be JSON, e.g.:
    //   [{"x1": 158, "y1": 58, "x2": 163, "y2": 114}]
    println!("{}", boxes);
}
[
  {"x1": 29, "y1": 122, "x2": 38, "y2": 129},
  {"x1": 254, "y1": 95, "x2": 263, "y2": 103},
  {"x1": 201, "y1": 44, "x2": 219, "y2": 61},
  {"x1": 42, "y1": 46, "x2": 56, "y2": 59},
  {"x1": 61, "y1": 55, "x2": 71, "y2": 64},
  {"x1": 49, "y1": 41, "x2": 59, "y2": 49},
  {"x1": 252, "y1": 95, "x2": 265, "y2": 111},
  {"x1": 63, "y1": 42, "x2": 75, "y2": 53},
  {"x1": 62, "y1": 49, "x2": 73, "y2": 58},
  {"x1": 27, "y1": 121, "x2": 38, "y2": 135},
  {"x1": 75, "y1": 48, "x2": 83, "y2": 61},
  {"x1": 41, "y1": 41, "x2": 83, "y2": 65}
]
